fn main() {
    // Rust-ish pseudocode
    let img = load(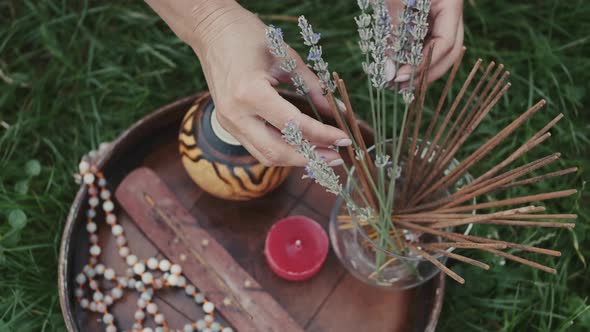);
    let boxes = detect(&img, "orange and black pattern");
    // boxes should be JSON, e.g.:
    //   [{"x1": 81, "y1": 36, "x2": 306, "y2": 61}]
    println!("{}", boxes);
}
[{"x1": 178, "y1": 94, "x2": 290, "y2": 201}]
